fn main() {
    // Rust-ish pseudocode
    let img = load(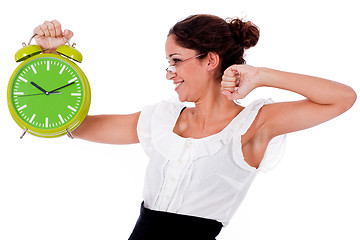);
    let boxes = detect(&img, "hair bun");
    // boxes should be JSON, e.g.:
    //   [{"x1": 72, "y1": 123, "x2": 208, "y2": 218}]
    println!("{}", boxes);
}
[{"x1": 227, "y1": 18, "x2": 260, "y2": 49}]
